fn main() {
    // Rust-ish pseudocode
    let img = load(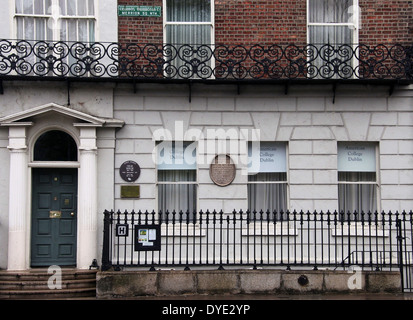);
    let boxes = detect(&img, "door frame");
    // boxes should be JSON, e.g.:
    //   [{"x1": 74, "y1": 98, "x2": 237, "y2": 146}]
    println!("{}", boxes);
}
[
  {"x1": 30, "y1": 167, "x2": 79, "y2": 267},
  {"x1": 1, "y1": 103, "x2": 123, "y2": 271}
]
